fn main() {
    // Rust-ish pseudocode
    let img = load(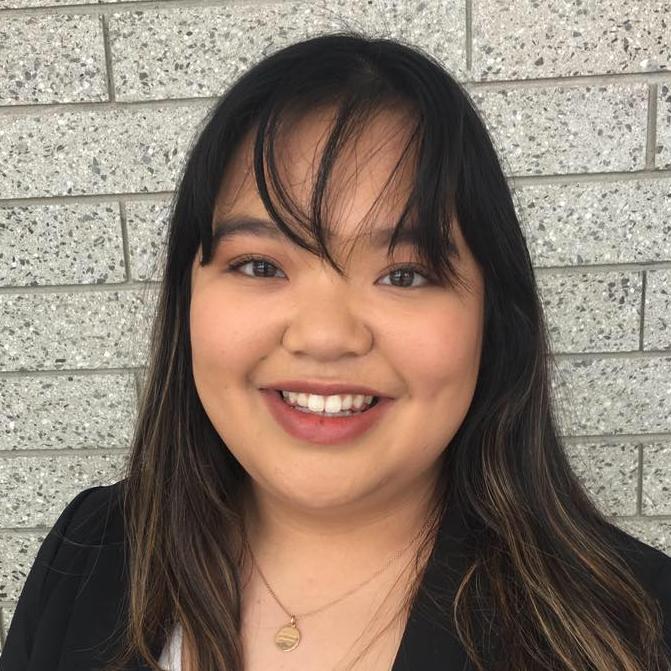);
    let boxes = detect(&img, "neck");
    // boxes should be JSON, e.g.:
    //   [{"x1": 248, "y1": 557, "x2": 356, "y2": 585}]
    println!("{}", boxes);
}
[{"x1": 240, "y1": 466, "x2": 446, "y2": 596}]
